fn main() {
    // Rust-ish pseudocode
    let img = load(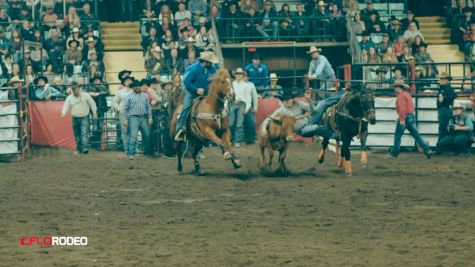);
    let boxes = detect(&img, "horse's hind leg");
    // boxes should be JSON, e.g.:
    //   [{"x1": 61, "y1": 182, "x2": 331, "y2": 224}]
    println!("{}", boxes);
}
[
  {"x1": 341, "y1": 136, "x2": 353, "y2": 176},
  {"x1": 318, "y1": 136, "x2": 330, "y2": 164},
  {"x1": 335, "y1": 139, "x2": 344, "y2": 168},
  {"x1": 192, "y1": 141, "x2": 204, "y2": 176},
  {"x1": 360, "y1": 130, "x2": 369, "y2": 169},
  {"x1": 176, "y1": 140, "x2": 184, "y2": 174}
]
